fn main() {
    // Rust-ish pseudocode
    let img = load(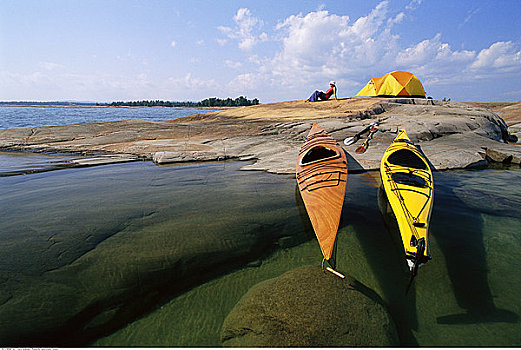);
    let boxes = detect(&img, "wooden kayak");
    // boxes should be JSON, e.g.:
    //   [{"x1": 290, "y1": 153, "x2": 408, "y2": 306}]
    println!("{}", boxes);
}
[
  {"x1": 380, "y1": 129, "x2": 433, "y2": 279},
  {"x1": 296, "y1": 122, "x2": 348, "y2": 266}
]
